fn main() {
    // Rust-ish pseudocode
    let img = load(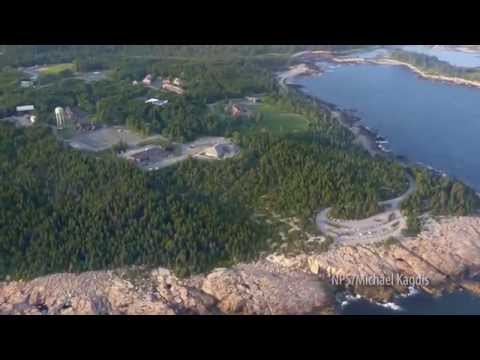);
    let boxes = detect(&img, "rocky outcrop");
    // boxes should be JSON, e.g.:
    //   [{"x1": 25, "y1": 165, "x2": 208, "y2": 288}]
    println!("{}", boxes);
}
[
  {"x1": 0, "y1": 270, "x2": 180, "y2": 315},
  {"x1": 306, "y1": 216, "x2": 480, "y2": 299},
  {"x1": 0, "y1": 261, "x2": 333, "y2": 315},
  {"x1": 2, "y1": 216, "x2": 480, "y2": 314},
  {"x1": 200, "y1": 261, "x2": 333, "y2": 315}
]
